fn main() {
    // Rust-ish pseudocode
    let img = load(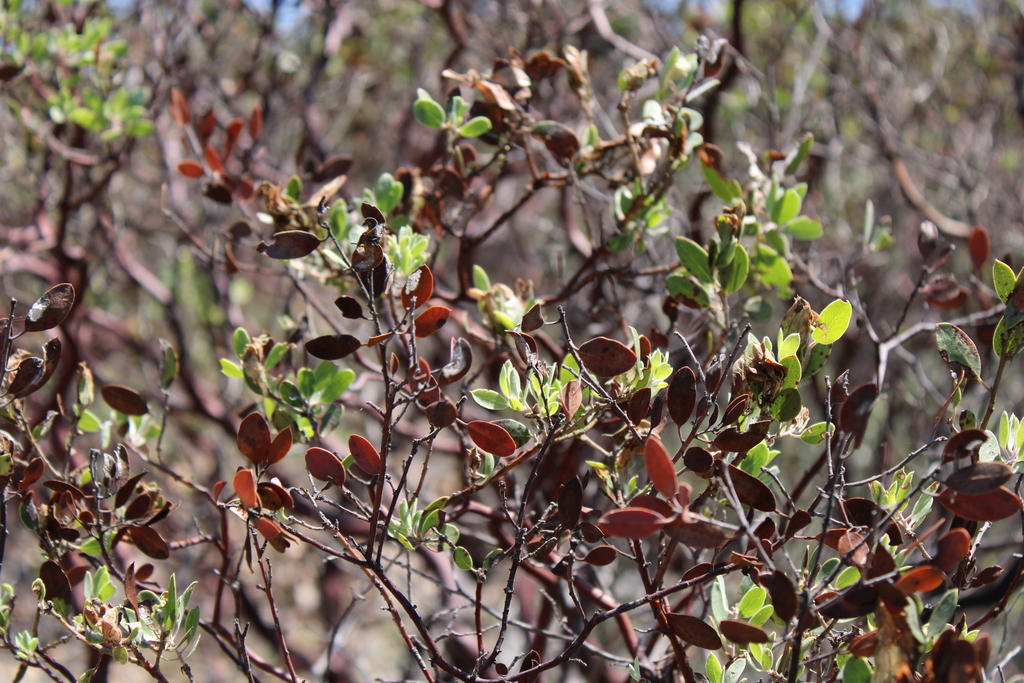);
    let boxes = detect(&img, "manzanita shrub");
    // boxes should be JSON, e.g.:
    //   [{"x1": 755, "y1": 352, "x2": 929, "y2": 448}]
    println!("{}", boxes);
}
[{"x1": 2, "y1": 1, "x2": 1023, "y2": 683}]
